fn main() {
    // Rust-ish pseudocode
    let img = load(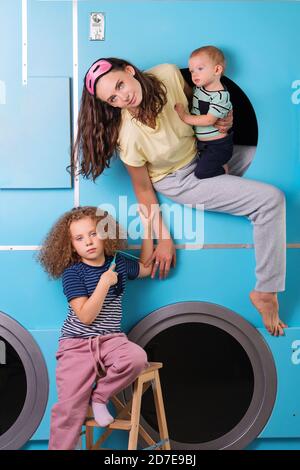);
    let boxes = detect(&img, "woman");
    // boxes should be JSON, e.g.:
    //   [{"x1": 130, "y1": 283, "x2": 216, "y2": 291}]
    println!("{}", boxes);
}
[{"x1": 72, "y1": 57, "x2": 287, "y2": 336}]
